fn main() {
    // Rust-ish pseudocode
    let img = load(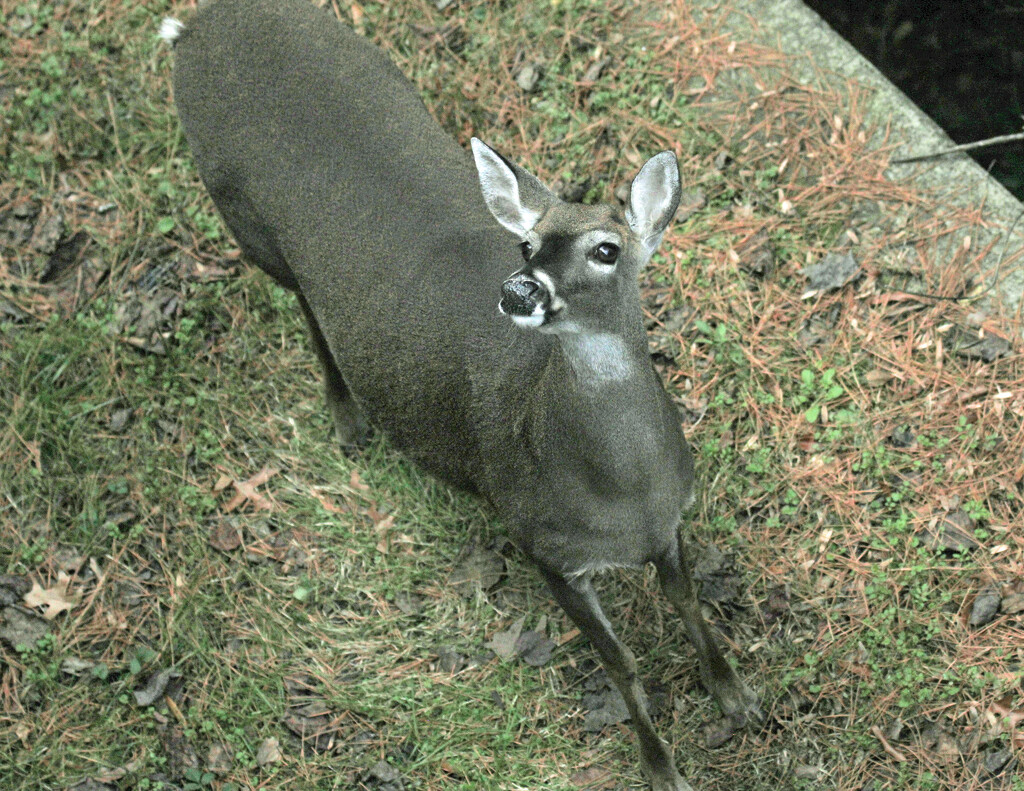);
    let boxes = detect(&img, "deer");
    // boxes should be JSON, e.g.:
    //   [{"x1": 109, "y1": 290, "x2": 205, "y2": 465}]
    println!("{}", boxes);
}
[{"x1": 161, "y1": 1, "x2": 761, "y2": 788}]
